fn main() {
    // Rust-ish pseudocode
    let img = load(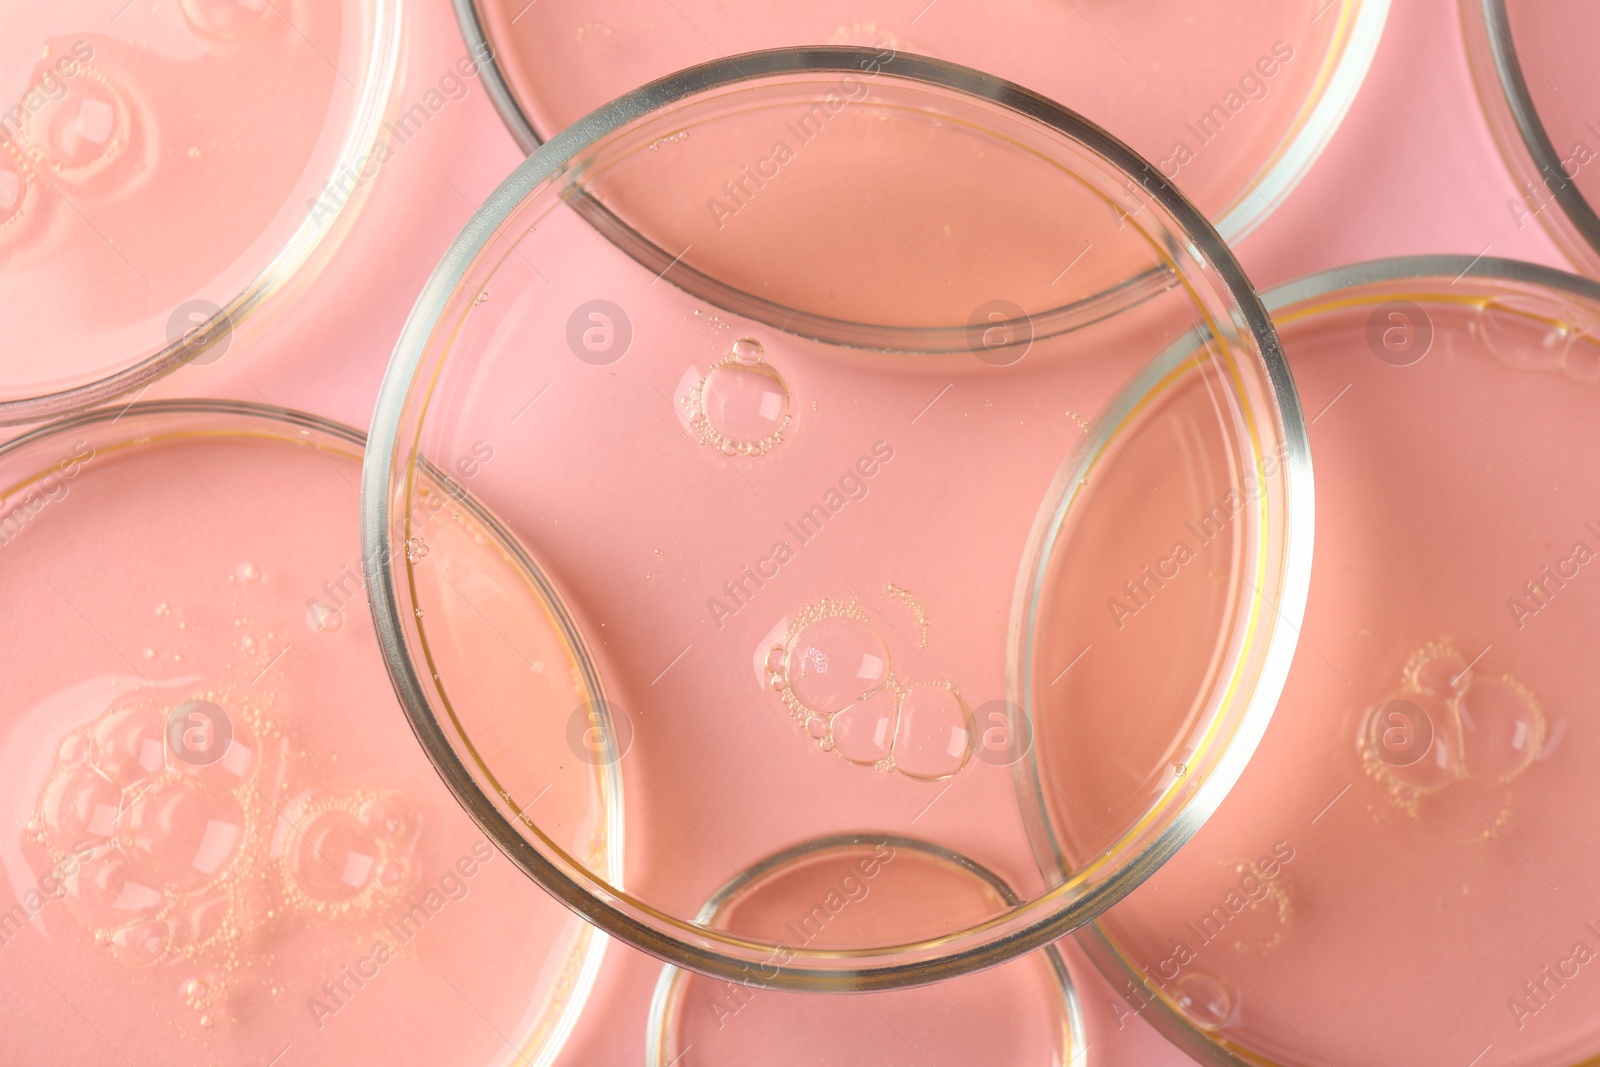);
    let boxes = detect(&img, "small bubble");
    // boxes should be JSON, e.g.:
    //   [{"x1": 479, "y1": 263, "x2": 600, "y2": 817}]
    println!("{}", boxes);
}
[
  {"x1": 1173, "y1": 972, "x2": 1232, "y2": 1030},
  {"x1": 56, "y1": 733, "x2": 92, "y2": 767},
  {"x1": 730, "y1": 336, "x2": 765, "y2": 364},
  {"x1": 236, "y1": 562, "x2": 262, "y2": 584},
  {"x1": 25, "y1": 70, "x2": 128, "y2": 171},
  {"x1": 473, "y1": 290, "x2": 490, "y2": 305},
  {"x1": 404, "y1": 537, "x2": 429, "y2": 563}
]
